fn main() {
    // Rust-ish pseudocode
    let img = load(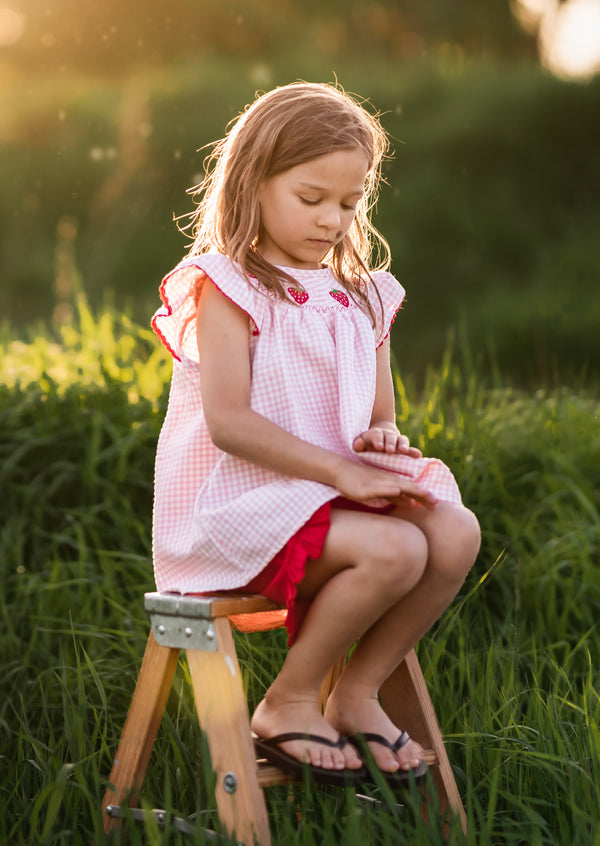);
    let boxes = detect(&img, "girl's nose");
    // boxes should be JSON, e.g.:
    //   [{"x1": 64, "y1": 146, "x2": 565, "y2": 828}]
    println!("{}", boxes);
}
[{"x1": 317, "y1": 205, "x2": 341, "y2": 230}]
